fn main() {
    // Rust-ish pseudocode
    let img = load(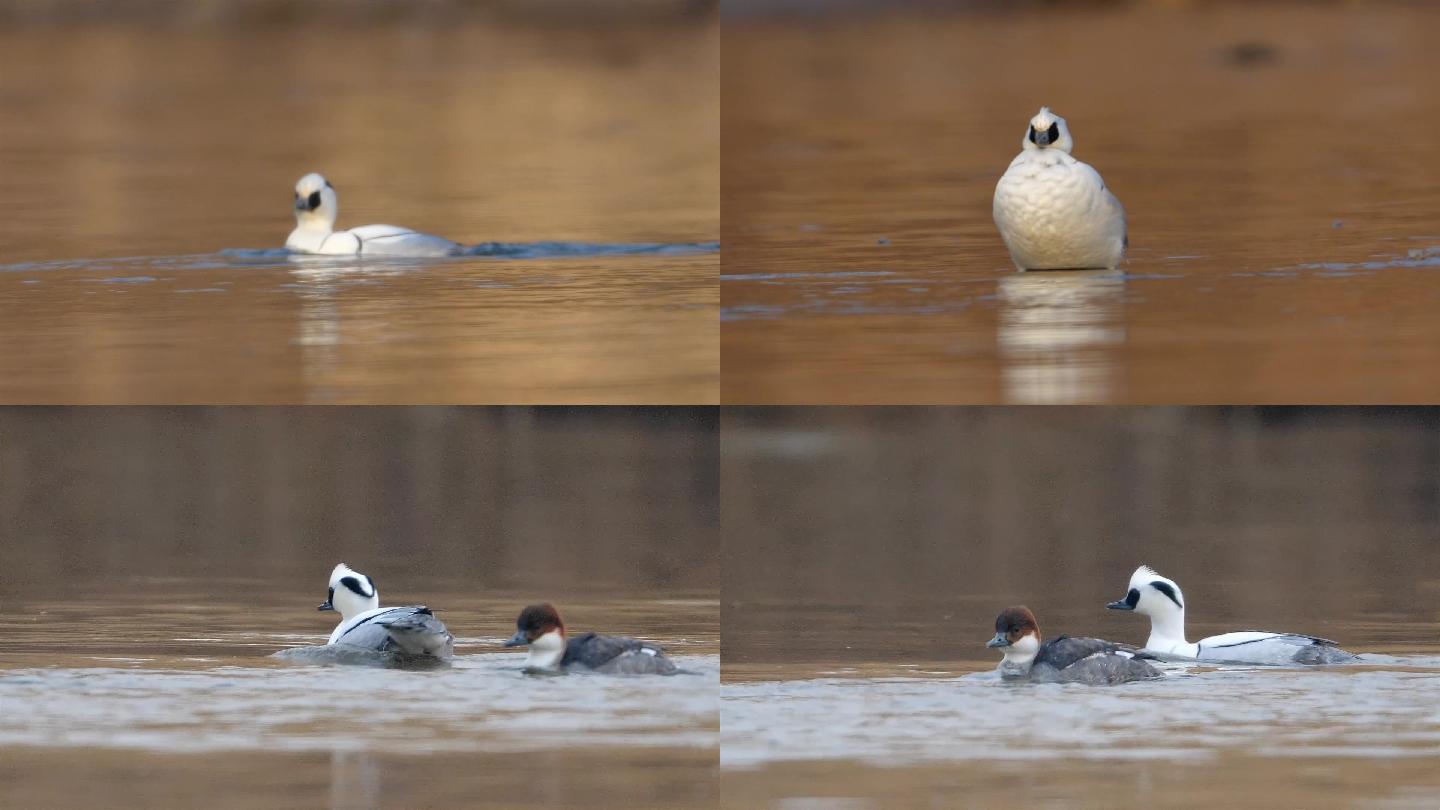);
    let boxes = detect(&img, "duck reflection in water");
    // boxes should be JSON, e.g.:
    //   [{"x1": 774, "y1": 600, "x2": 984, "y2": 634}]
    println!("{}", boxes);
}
[{"x1": 996, "y1": 269, "x2": 1124, "y2": 404}]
